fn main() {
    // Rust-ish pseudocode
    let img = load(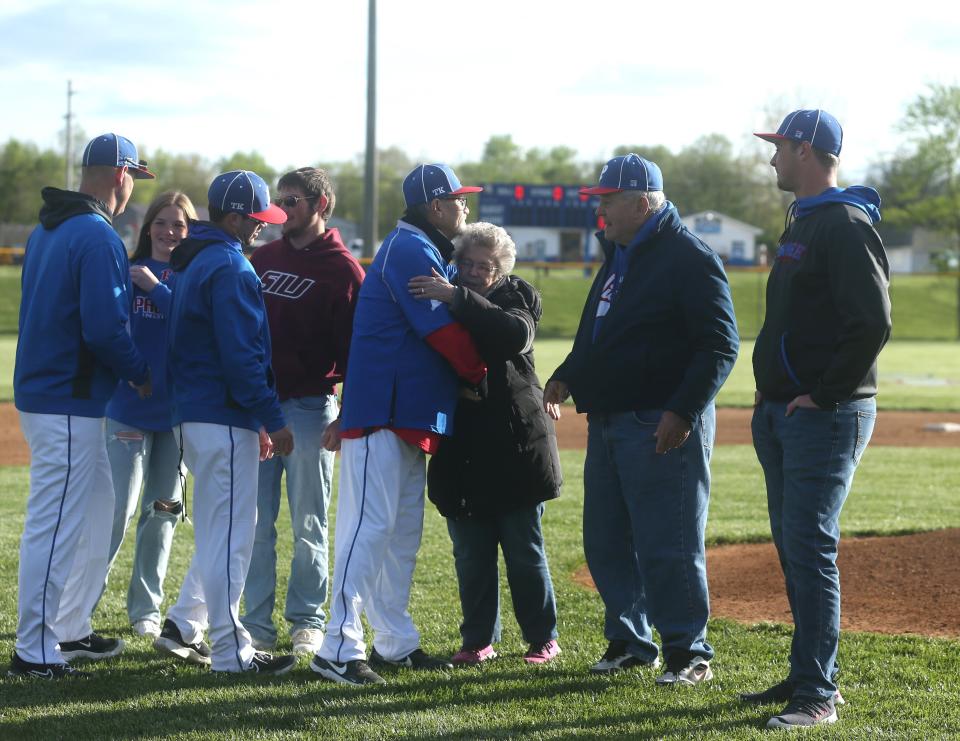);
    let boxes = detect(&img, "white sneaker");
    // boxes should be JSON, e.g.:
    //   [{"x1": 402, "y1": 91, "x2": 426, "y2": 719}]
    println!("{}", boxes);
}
[
  {"x1": 132, "y1": 619, "x2": 161, "y2": 638},
  {"x1": 291, "y1": 628, "x2": 324, "y2": 655},
  {"x1": 656, "y1": 655, "x2": 713, "y2": 686}
]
